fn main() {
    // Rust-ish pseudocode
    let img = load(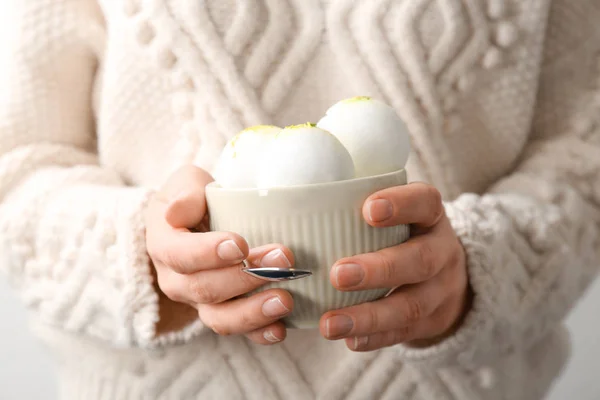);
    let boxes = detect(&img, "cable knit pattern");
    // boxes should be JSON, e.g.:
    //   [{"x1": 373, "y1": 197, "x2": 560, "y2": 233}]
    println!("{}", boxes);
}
[{"x1": 0, "y1": 0, "x2": 598, "y2": 399}]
